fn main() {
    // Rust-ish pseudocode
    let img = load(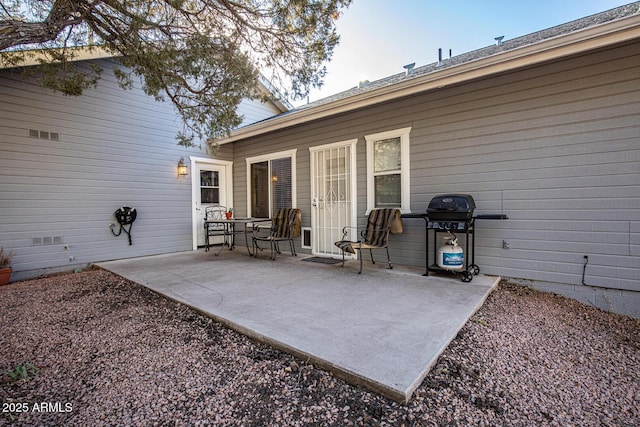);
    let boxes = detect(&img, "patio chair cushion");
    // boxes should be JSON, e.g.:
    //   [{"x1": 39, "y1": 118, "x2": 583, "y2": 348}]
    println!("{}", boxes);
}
[
  {"x1": 271, "y1": 208, "x2": 301, "y2": 239},
  {"x1": 335, "y1": 240, "x2": 356, "y2": 254},
  {"x1": 252, "y1": 208, "x2": 302, "y2": 260},
  {"x1": 390, "y1": 210, "x2": 404, "y2": 234},
  {"x1": 334, "y1": 208, "x2": 403, "y2": 273},
  {"x1": 335, "y1": 208, "x2": 402, "y2": 253}
]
